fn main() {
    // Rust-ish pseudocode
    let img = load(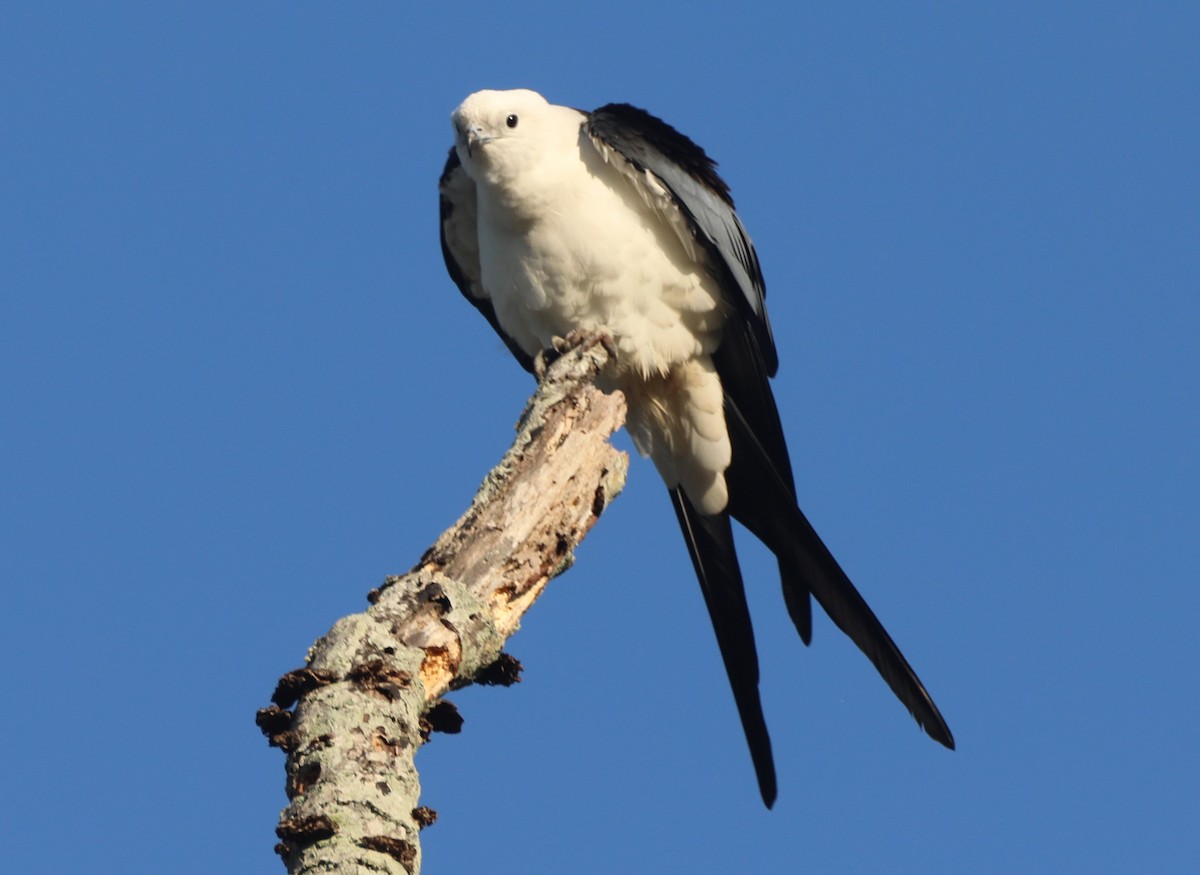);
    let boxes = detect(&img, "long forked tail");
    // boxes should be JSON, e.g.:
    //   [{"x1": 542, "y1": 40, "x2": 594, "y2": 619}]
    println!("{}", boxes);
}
[{"x1": 723, "y1": 398, "x2": 956, "y2": 750}]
